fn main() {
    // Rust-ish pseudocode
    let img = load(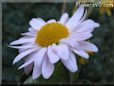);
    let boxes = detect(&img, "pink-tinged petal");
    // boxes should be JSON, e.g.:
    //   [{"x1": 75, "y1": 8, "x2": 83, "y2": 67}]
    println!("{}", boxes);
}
[
  {"x1": 72, "y1": 48, "x2": 89, "y2": 59},
  {"x1": 23, "y1": 55, "x2": 34, "y2": 75},
  {"x1": 18, "y1": 52, "x2": 36, "y2": 69},
  {"x1": 47, "y1": 46, "x2": 59, "y2": 64},
  {"x1": 42, "y1": 56, "x2": 54, "y2": 79},
  {"x1": 62, "y1": 51, "x2": 78, "y2": 72},
  {"x1": 18, "y1": 58, "x2": 34, "y2": 69},
  {"x1": 29, "y1": 18, "x2": 46, "y2": 30},
  {"x1": 13, "y1": 48, "x2": 37, "y2": 64},
  {"x1": 79, "y1": 41, "x2": 98, "y2": 52},
  {"x1": 59, "y1": 13, "x2": 69, "y2": 24},
  {"x1": 24, "y1": 63, "x2": 33, "y2": 75}
]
